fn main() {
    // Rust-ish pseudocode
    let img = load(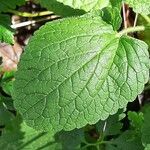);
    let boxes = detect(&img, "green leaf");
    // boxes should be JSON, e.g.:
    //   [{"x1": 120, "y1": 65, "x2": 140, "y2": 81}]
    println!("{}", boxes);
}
[
  {"x1": 145, "y1": 144, "x2": 150, "y2": 150},
  {"x1": 0, "y1": 14, "x2": 11, "y2": 28},
  {"x1": 18, "y1": 123, "x2": 55, "y2": 150},
  {"x1": 0, "y1": 115, "x2": 23, "y2": 150},
  {"x1": 102, "y1": 0, "x2": 122, "y2": 30},
  {"x1": 128, "y1": 111, "x2": 144, "y2": 130},
  {"x1": 105, "y1": 144, "x2": 117, "y2": 150},
  {"x1": 13, "y1": 14, "x2": 150, "y2": 133},
  {"x1": 38, "y1": 0, "x2": 85, "y2": 17},
  {"x1": 125, "y1": 0, "x2": 150, "y2": 15},
  {"x1": 110, "y1": 0, "x2": 122, "y2": 9},
  {"x1": 105, "y1": 109, "x2": 147, "y2": 150},
  {"x1": 56, "y1": 0, "x2": 109, "y2": 12},
  {"x1": 1, "y1": 81, "x2": 14, "y2": 96},
  {"x1": 101, "y1": 7, "x2": 122, "y2": 30},
  {"x1": 55, "y1": 129, "x2": 84, "y2": 149},
  {"x1": 0, "y1": 25, "x2": 14, "y2": 44},
  {"x1": 0, "y1": 96, "x2": 14, "y2": 111},
  {"x1": 141, "y1": 104, "x2": 150, "y2": 146},
  {"x1": 0, "y1": 113, "x2": 84, "y2": 150},
  {"x1": 0, "y1": 115, "x2": 55, "y2": 150},
  {"x1": 1, "y1": 71, "x2": 15, "y2": 95},
  {"x1": 137, "y1": 15, "x2": 150, "y2": 48},
  {"x1": 0, "y1": 100, "x2": 14, "y2": 126},
  {"x1": 0, "y1": 0, "x2": 25, "y2": 13},
  {"x1": 109, "y1": 130, "x2": 144, "y2": 150}
]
